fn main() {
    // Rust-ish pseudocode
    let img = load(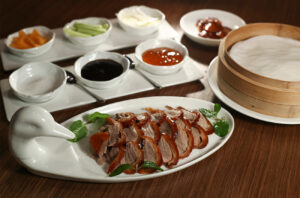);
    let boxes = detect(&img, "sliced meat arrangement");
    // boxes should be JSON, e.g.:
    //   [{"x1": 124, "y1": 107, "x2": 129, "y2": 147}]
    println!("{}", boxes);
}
[{"x1": 90, "y1": 106, "x2": 214, "y2": 175}]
